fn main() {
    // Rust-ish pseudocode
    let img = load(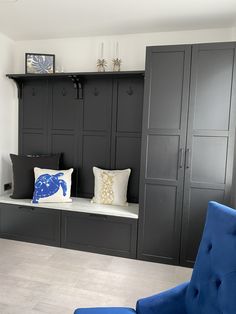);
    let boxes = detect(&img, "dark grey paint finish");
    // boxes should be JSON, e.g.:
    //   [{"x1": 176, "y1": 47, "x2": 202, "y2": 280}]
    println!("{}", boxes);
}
[
  {"x1": 8, "y1": 72, "x2": 143, "y2": 260},
  {"x1": 20, "y1": 79, "x2": 49, "y2": 155},
  {"x1": 112, "y1": 77, "x2": 144, "y2": 202},
  {"x1": 0, "y1": 202, "x2": 137, "y2": 259},
  {"x1": 138, "y1": 45, "x2": 191, "y2": 265},
  {"x1": 17, "y1": 73, "x2": 144, "y2": 202},
  {"x1": 48, "y1": 78, "x2": 80, "y2": 196},
  {"x1": 61, "y1": 211, "x2": 137, "y2": 258},
  {"x1": 139, "y1": 42, "x2": 236, "y2": 266},
  {"x1": 180, "y1": 43, "x2": 236, "y2": 267},
  {"x1": 0, "y1": 203, "x2": 60, "y2": 246}
]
